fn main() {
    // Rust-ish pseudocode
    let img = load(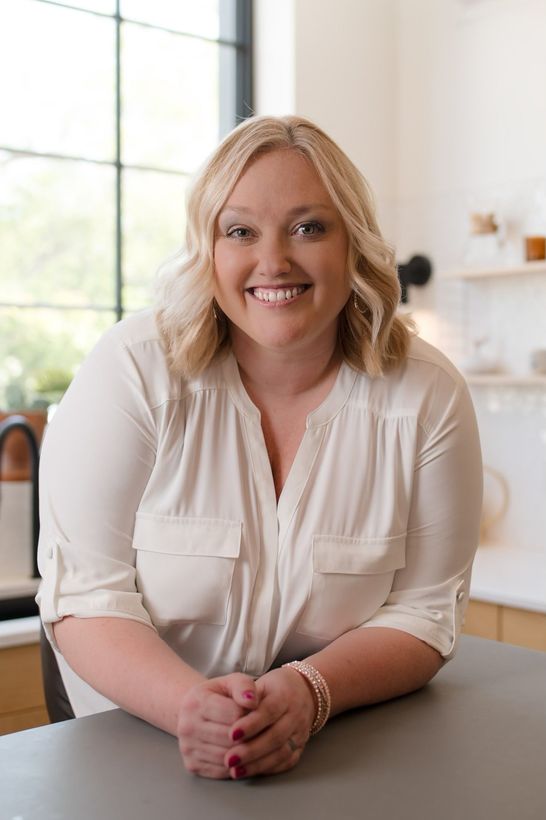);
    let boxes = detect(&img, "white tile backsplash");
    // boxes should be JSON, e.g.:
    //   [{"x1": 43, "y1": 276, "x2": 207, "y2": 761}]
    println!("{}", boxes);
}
[{"x1": 393, "y1": 183, "x2": 546, "y2": 565}]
